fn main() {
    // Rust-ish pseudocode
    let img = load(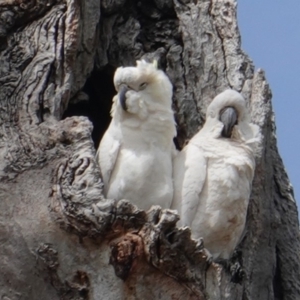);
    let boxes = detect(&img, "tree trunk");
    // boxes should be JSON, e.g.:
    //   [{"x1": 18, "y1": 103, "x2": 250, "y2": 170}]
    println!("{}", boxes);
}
[{"x1": 0, "y1": 0, "x2": 299, "y2": 299}]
